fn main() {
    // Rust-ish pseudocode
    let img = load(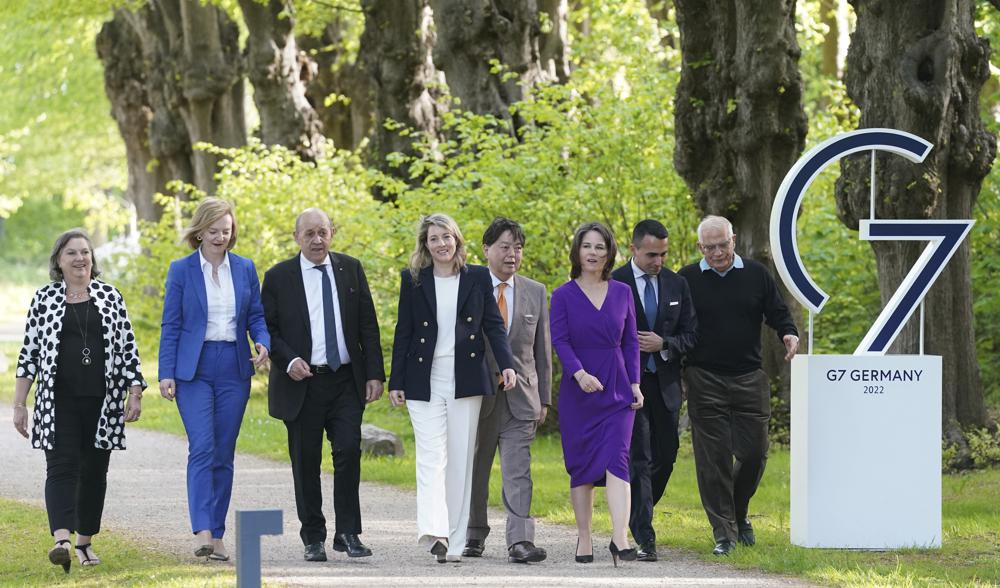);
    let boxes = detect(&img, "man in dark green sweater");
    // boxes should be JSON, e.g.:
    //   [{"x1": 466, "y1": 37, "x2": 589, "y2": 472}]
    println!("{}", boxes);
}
[{"x1": 678, "y1": 215, "x2": 799, "y2": 556}]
